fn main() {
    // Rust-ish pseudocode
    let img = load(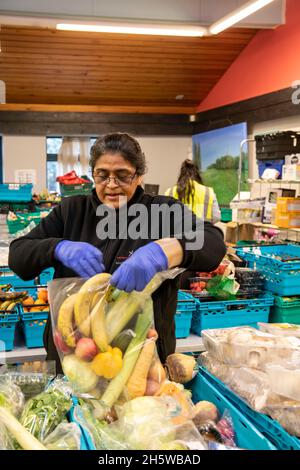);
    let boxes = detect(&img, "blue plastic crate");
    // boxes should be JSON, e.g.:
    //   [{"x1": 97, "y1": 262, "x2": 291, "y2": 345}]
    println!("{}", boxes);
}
[
  {"x1": 177, "y1": 290, "x2": 196, "y2": 312},
  {"x1": 39, "y1": 268, "x2": 55, "y2": 285},
  {"x1": 236, "y1": 244, "x2": 300, "y2": 270},
  {"x1": 199, "y1": 367, "x2": 300, "y2": 451},
  {"x1": 19, "y1": 287, "x2": 49, "y2": 348},
  {"x1": 188, "y1": 372, "x2": 276, "y2": 450},
  {"x1": 0, "y1": 183, "x2": 33, "y2": 202},
  {"x1": 20, "y1": 310, "x2": 48, "y2": 348},
  {"x1": 0, "y1": 266, "x2": 36, "y2": 289},
  {"x1": 191, "y1": 293, "x2": 273, "y2": 336},
  {"x1": 0, "y1": 312, "x2": 19, "y2": 351},
  {"x1": 237, "y1": 245, "x2": 300, "y2": 295},
  {"x1": 175, "y1": 311, "x2": 192, "y2": 338}
]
